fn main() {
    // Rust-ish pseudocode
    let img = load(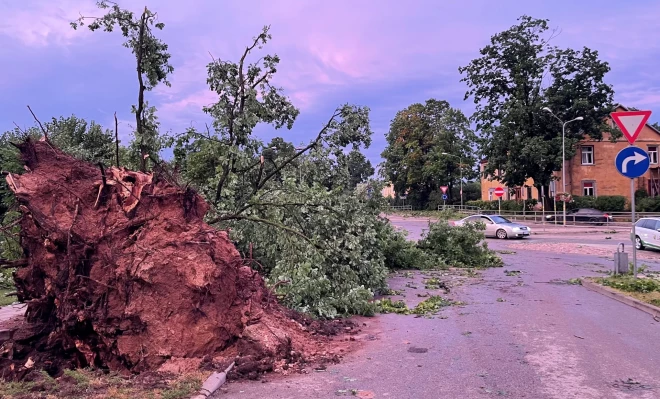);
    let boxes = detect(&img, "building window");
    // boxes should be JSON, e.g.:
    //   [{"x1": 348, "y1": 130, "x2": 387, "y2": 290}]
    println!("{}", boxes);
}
[
  {"x1": 581, "y1": 146, "x2": 594, "y2": 165},
  {"x1": 649, "y1": 179, "x2": 660, "y2": 197},
  {"x1": 488, "y1": 189, "x2": 493, "y2": 201},
  {"x1": 514, "y1": 187, "x2": 522, "y2": 199},
  {"x1": 648, "y1": 146, "x2": 658, "y2": 164},
  {"x1": 582, "y1": 181, "x2": 595, "y2": 197}
]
